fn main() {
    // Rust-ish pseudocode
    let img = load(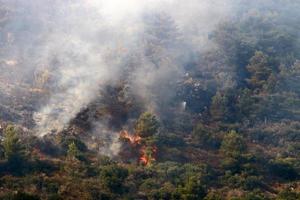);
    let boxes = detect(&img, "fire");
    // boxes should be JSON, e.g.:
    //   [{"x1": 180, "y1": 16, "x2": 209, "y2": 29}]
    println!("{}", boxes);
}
[
  {"x1": 140, "y1": 155, "x2": 149, "y2": 165},
  {"x1": 119, "y1": 130, "x2": 158, "y2": 166},
  {"x1": 120, "y1": 130, "x2": 141, "y2": 144},
  {"x1": 139, "y1": 145, "x2": 157, "y2": 166}
]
